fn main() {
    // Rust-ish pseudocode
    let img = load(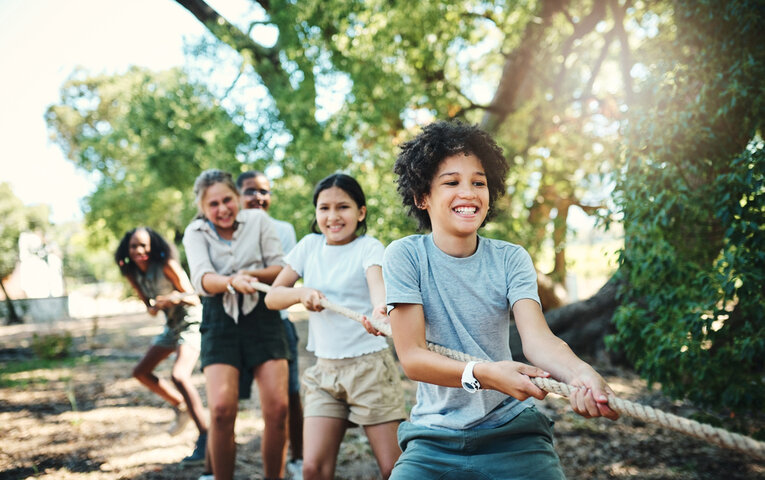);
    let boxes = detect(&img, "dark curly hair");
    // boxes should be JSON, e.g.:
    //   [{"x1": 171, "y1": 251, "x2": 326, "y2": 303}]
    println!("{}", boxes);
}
[
  {"x1": 310, "y1": 173, "x2": 368, "y2": 236},
  {"x1": 394, "y1": 120, "x2": 509, "y2": 230},
  {"x1": 114, "y1": 227, "x2": 174, "y2": 279}
]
